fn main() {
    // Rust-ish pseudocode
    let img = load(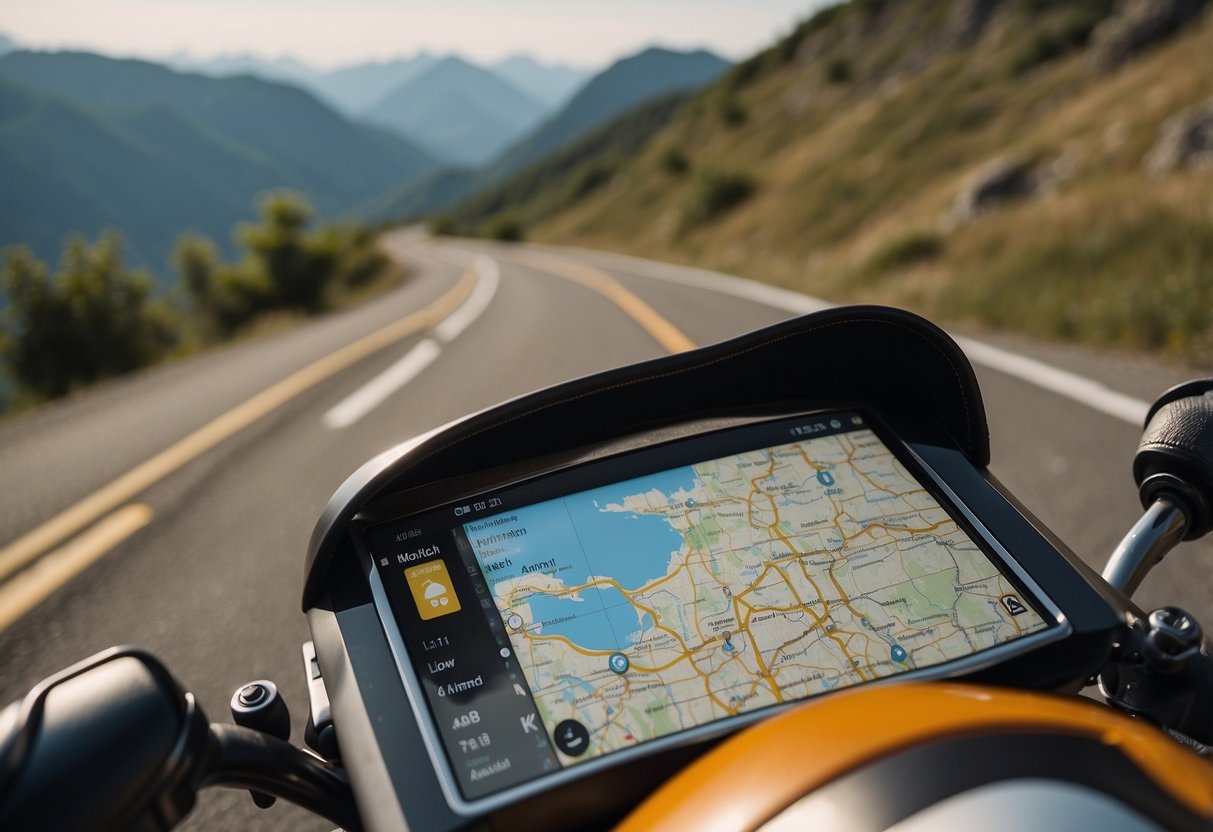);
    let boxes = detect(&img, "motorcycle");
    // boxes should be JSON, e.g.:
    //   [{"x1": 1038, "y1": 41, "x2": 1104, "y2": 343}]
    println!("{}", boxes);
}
[{"x1": 2, "y1": 305, "x2": 1212, "y2": 831}]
